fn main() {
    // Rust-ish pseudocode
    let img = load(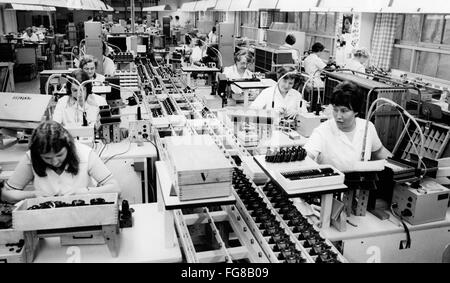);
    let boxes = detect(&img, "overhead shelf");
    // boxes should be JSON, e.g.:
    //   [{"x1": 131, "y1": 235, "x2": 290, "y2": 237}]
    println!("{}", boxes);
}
[
  {"x1": 383, "y1": 0, "x2": 450, "y2": 13},
  {"x1": 194, "y1": 0, "x2": 217, "y2": 11},
  {"x1": 143, "y1": 4, "x2": 172, "y2": 12},
  {"x1": 228, "y1": 0, "x2": 253, "y2": 11},
  {"x1": 212, "y1": 0, "x2": 232, "y2": 11},
  {"x1": 276, "y1": 0, "x2": 318, "y2": 12},
  {"x1": 248, "y1": 0, "x2": 278, "y2": 10},
  {"x1": 311, "y1": 0, "x2": 389, "y2": 12},
  {"x1": 179, "y1": 1, "x2": 197, "y2": 12},
  {"x1": 6, "y1": 3, "x2": 56, "y2": 11}
]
